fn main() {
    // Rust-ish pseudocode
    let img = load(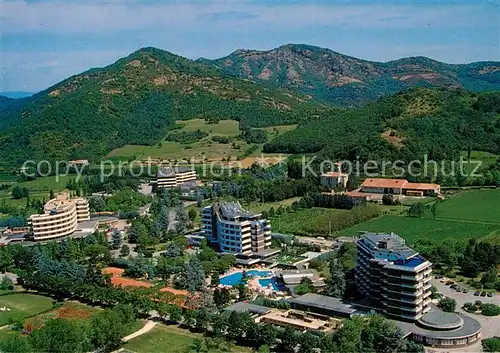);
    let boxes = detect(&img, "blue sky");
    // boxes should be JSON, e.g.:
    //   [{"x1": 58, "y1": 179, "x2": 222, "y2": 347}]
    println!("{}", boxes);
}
[{"x1": 1, "y1": 0, "x2": 499, "y2": 92}]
